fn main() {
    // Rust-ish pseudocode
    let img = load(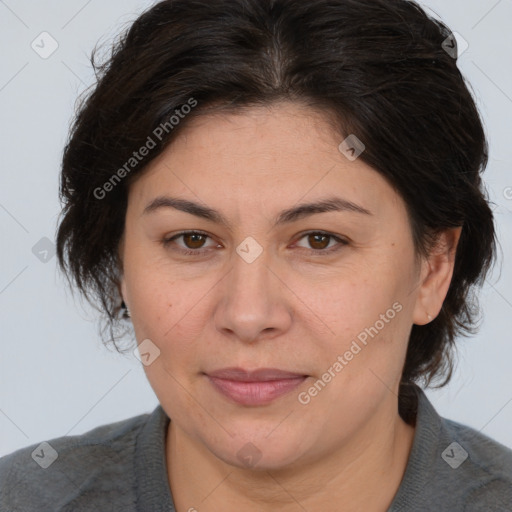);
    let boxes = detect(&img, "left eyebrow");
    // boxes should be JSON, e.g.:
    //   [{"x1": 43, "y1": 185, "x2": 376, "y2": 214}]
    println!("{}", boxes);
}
[
  {"x1": 141, "y1": 195, "x2": 373, "y2": 229},
  {"x1": 274, "y1": 197, "x2": 373, "y2": 225}
]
